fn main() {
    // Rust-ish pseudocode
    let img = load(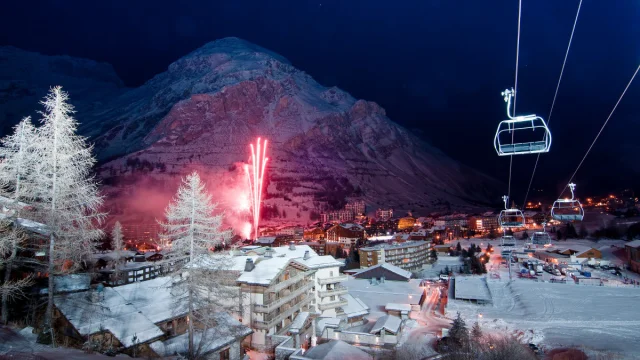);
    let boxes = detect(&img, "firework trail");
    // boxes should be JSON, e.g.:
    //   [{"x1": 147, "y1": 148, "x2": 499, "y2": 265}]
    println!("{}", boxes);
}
[{"x1": 245, "y1": 138, "x2": 268, "y2": 239}]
